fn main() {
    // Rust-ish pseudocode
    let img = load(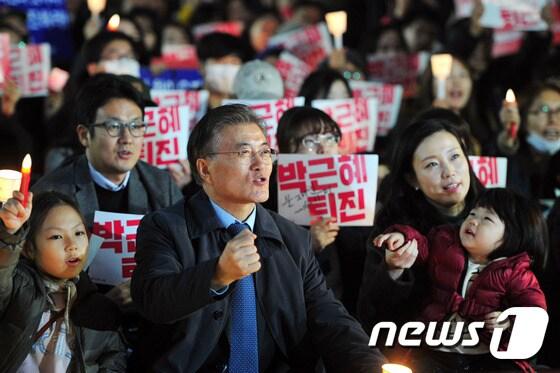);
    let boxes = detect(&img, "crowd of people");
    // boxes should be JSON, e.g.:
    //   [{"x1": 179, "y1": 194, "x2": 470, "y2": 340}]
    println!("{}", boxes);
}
[{"x1": 1, "y1": 0, "x2": 560, "y2": 372}]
